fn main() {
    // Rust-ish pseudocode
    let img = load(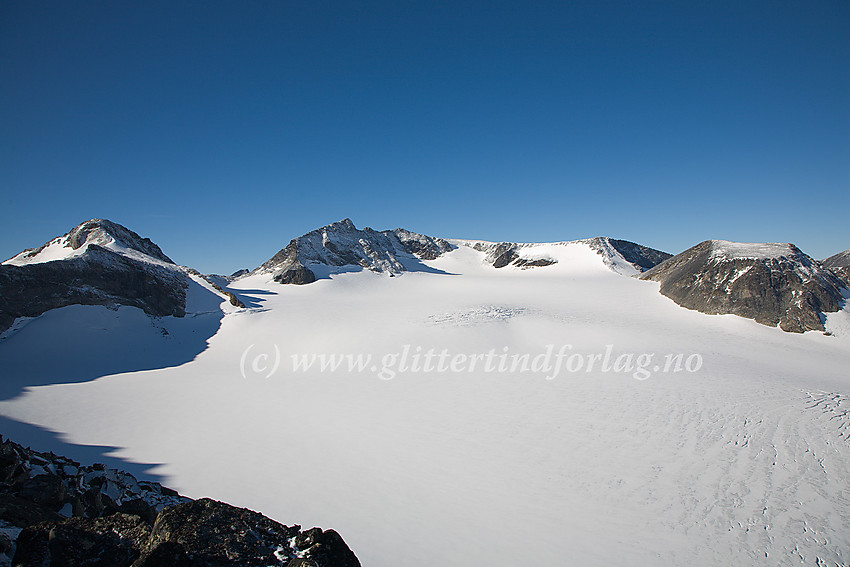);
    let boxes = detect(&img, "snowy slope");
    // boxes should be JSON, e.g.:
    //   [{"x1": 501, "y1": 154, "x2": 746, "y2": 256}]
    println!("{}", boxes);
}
[
  {"x1": 1, "y1": 241, "x2": 849, "y2": 567},
  {"x1": 450, "y1": 236, "x2": 670, "y2": 275}
]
